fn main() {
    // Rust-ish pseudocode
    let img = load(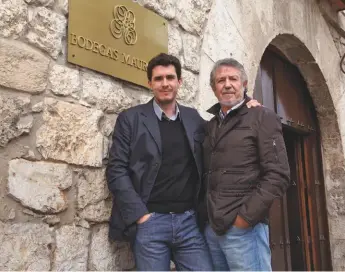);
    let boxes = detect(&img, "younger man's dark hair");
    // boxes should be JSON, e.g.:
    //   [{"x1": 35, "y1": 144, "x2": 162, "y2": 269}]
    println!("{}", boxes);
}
[{"x1": 147, "y1": 53, "x2": 182, "y2": 81}]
